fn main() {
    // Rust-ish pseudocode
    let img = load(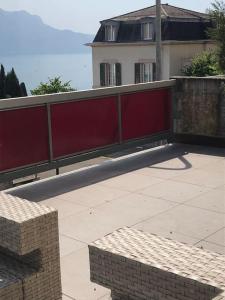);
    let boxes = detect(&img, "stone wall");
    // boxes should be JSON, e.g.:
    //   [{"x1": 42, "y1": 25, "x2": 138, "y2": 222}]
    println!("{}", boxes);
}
[{"x1": 173, "y1": 76, "x2": 225, "y2": 138}]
